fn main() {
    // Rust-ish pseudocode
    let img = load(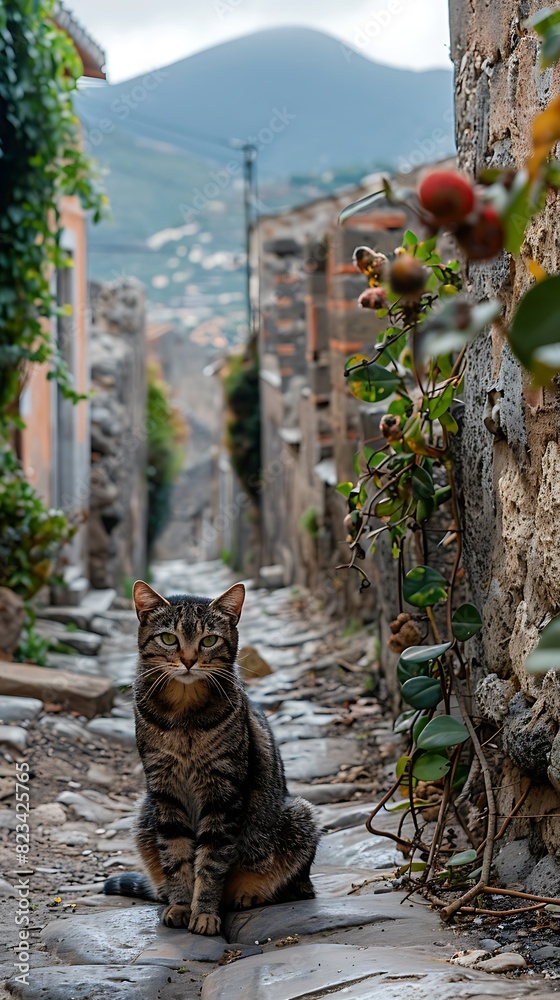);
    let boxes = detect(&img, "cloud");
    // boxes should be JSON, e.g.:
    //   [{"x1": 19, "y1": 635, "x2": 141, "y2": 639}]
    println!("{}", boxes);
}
[{"x1": 71, "y1": 0, "x2": 450, "y2": 83}]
